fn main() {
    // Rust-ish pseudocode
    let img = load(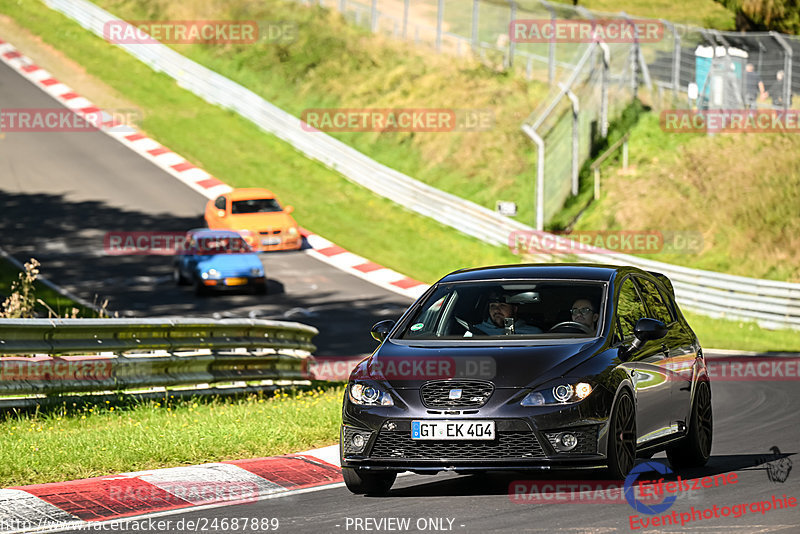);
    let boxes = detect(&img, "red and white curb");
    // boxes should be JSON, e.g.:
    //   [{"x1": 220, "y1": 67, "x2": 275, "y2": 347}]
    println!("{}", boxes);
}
[
  {"x1": 0, "y1": 446, "x2": 341, "y2": 534},
  {"x1": 0, "y1": 36, "x2": 429, "y2": 301}
]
